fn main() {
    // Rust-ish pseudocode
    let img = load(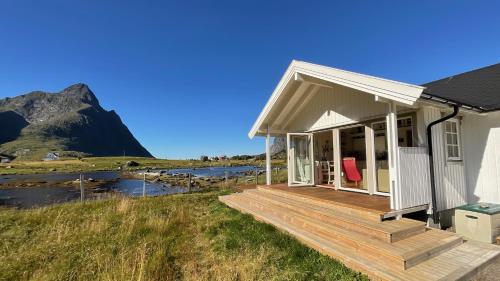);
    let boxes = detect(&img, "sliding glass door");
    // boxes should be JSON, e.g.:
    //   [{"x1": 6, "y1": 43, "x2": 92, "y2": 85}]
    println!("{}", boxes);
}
[{"x1": 287, "y1": 133, "x2": 314, "y2": 186}]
